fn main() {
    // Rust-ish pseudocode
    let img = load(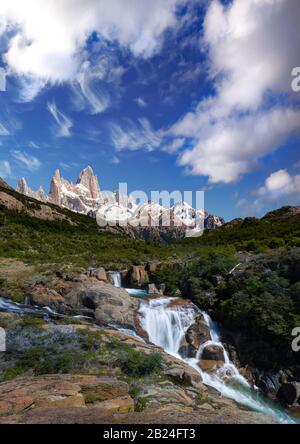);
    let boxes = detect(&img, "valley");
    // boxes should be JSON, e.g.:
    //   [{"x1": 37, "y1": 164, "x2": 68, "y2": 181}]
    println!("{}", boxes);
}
[{"x1": 0, "y1": 177, "x2": 300, "y2": 424}]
